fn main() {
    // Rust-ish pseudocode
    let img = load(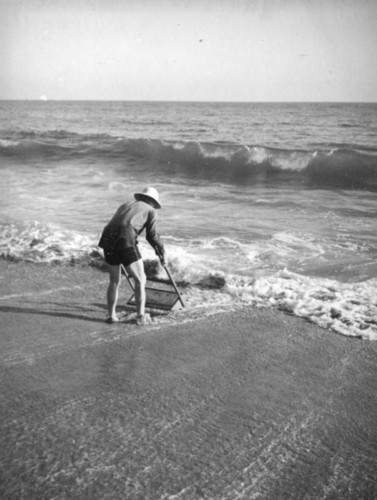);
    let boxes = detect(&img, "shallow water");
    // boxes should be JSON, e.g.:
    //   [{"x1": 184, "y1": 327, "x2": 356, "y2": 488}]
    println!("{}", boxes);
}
[{"x1": 1, "y1": 100, "x2": 377, "y2": 339}]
